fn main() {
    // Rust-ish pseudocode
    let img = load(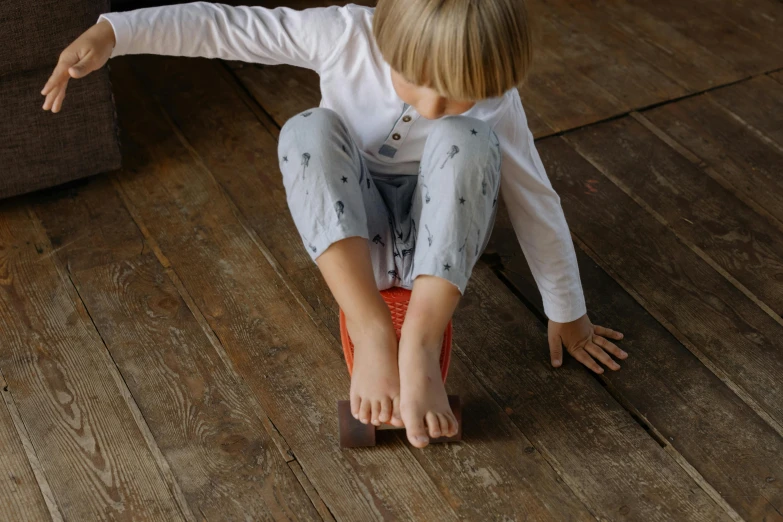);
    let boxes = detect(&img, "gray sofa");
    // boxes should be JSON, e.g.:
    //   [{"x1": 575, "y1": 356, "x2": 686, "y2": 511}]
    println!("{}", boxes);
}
[{"x1": 0, "y1": 0, "x2": 121, "y2": 199}]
